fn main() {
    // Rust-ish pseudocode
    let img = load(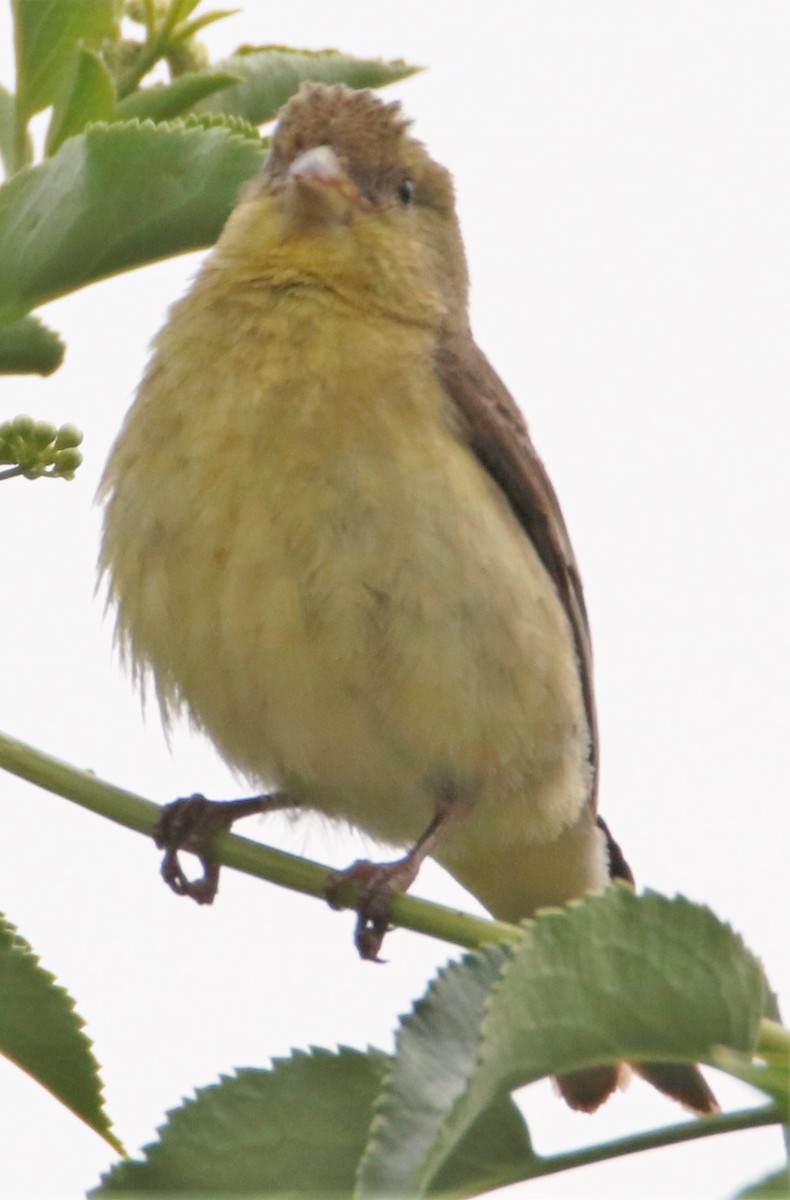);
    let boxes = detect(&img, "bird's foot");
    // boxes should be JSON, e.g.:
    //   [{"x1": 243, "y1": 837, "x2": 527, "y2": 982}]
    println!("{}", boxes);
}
[
  {"x1": 325, "y1": 855, "x2": 422, "y2": 961},
  {"x1": 154, "y1": 793, "x2": 283, "y2": 904}
]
